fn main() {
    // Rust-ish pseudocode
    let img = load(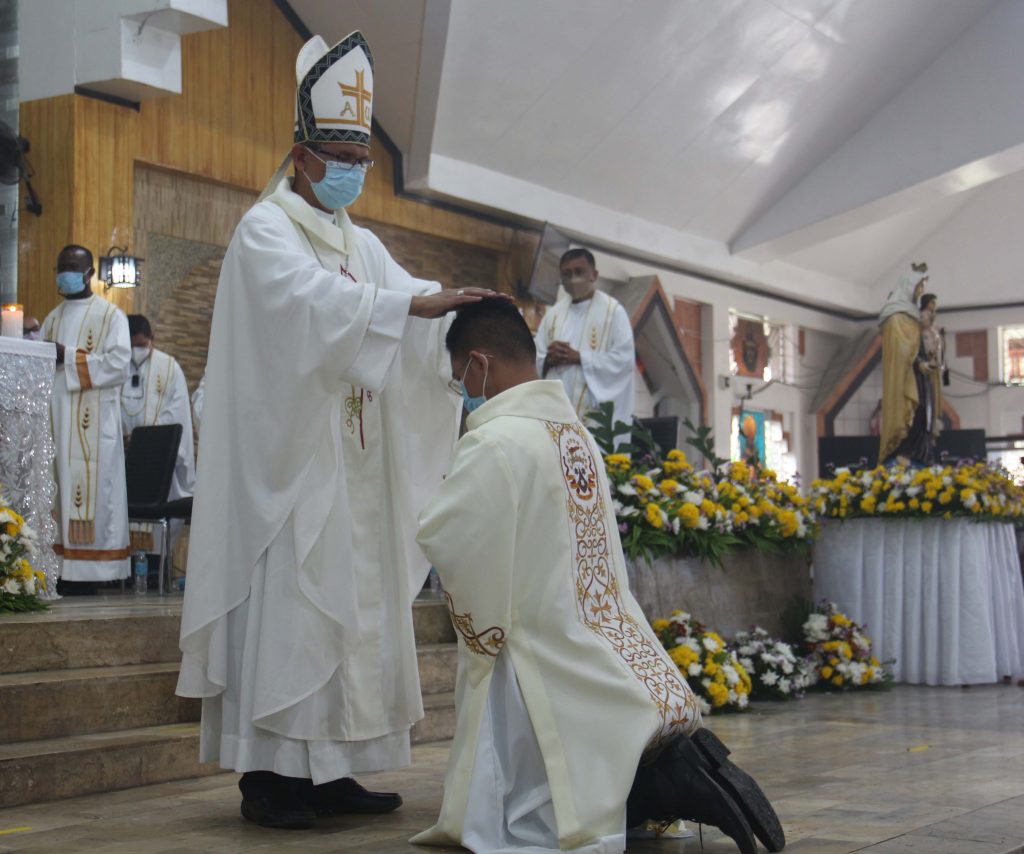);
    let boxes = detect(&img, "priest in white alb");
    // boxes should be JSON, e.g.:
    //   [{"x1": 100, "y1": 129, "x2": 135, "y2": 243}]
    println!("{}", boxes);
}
[
  {"x1": 121, "y1": 315, "x2": 195, "y2": 492},
  {"x1": 42, "y1": 244, "x2": 132, "y2": 585},
  {"x1": 414, "y1": 301, "x2": 784, "y2": 854},
  {"x1": 535, "y1": 248, "x2": 635, "y2": 434},
  {"x1": 175, "y1": 31, "x2": 502, "y2": 829}
]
